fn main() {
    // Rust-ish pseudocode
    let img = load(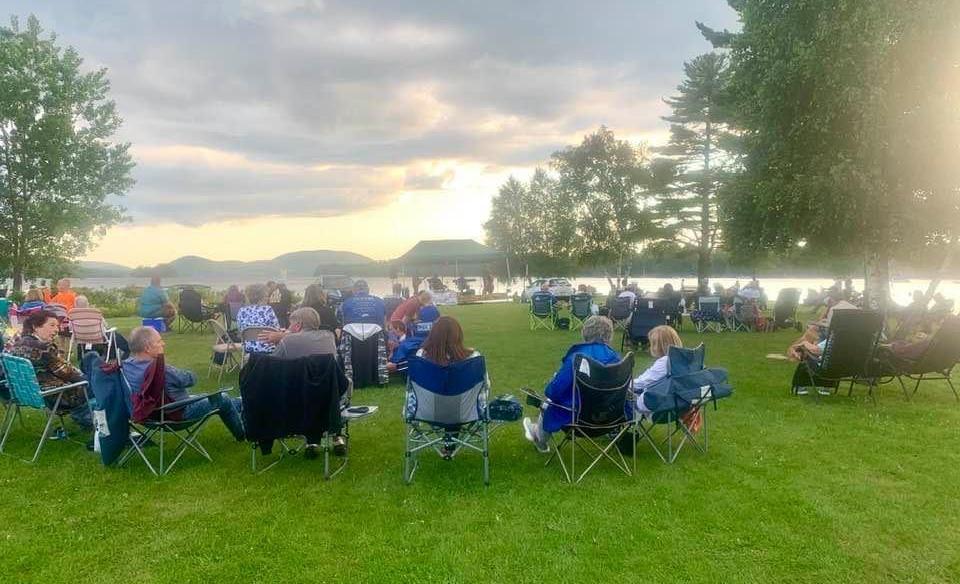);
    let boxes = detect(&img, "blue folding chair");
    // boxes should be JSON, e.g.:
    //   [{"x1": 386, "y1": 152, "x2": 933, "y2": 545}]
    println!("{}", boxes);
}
[
  {"x1": 634, "y1": 345, "x2": 733, "y2": 463},
  {"x1": 692, "y1": 296, "x2": 725, "y2": 333},
  {"x1": 0, "y1": 354, "x2": 90, "y2": 463},
  {"x1": 569, "y1": 293, "x2": 593, "y2": 331},
  {"x1": 403, "y1": 355, "x2": 491, "y2": 484}
]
